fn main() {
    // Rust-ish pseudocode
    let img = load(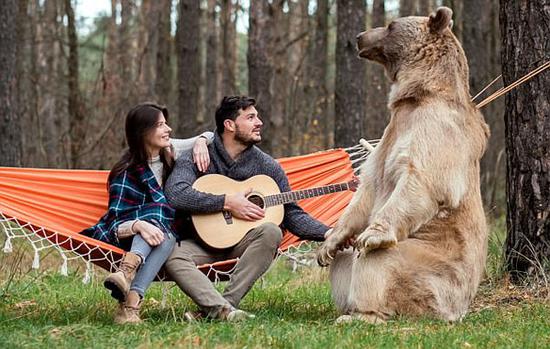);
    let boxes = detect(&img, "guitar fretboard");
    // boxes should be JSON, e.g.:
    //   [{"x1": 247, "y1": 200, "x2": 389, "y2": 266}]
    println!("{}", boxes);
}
[{"x1": 264, "y1": 182, "x2": 350, "y2": 207}]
